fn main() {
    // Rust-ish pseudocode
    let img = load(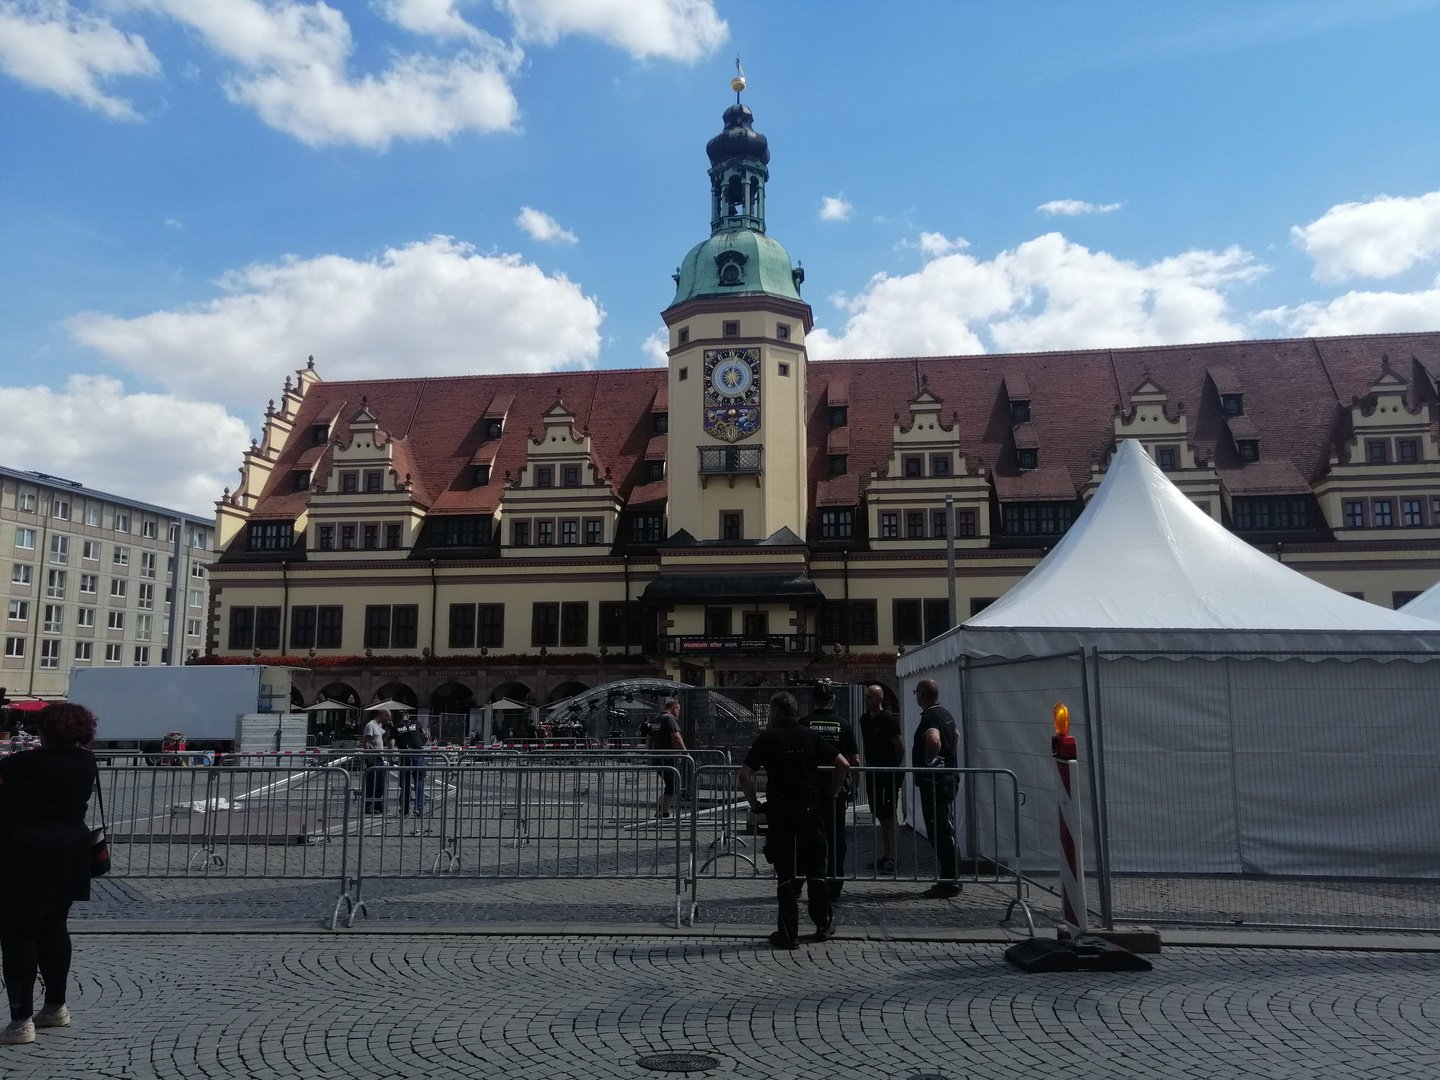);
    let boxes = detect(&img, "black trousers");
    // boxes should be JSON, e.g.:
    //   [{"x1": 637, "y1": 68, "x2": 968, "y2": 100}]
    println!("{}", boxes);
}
[
  {"x1": 917, "y1": 775, "x2": 959, "y2": 883},
  {"x1": 766, "y1": 807, "x2": 831, "y2": 942},
  {"x1": 0, "y1": 901, "x2": 72, "y2": 1021},
  {"x1": 363, "y1": 765, "x2": 388, "y2": 813},
  {"x1": 821, "y1": 797, "x2": 848, "y2": 899}
]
